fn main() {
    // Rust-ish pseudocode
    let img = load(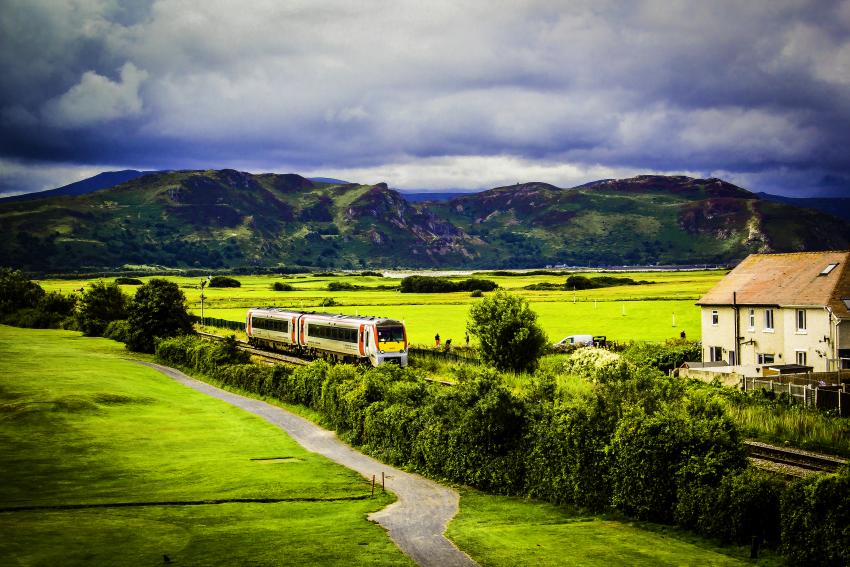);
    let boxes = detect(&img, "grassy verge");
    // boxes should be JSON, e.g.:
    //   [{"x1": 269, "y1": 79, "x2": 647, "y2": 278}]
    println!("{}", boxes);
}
[
  {"x1": 0, "y1": 326, "x2": 410, "y2": 566},
  {"x1": 447, "y1": 489, "x2": 784, "y2": 567}
]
